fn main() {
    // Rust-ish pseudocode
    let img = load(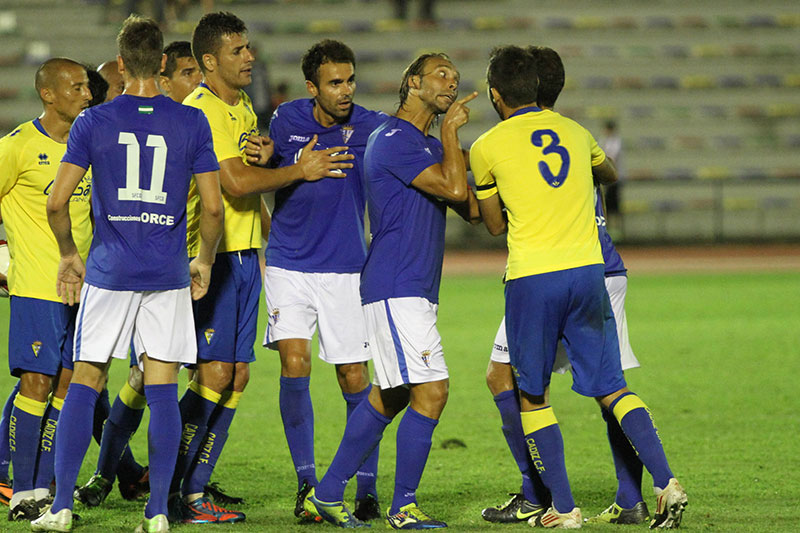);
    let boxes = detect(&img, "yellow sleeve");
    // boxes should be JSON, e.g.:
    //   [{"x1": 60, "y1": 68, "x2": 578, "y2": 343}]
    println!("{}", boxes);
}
[
  {"x1": 0, "y1": 135, "x2": 19, "y2": 199},
  {"x1": 588, "y1": 129, "x2": 607, "y2": 167},
  {"x1": 470, "y1": 136, "x2": 498, "y2": 200}
]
